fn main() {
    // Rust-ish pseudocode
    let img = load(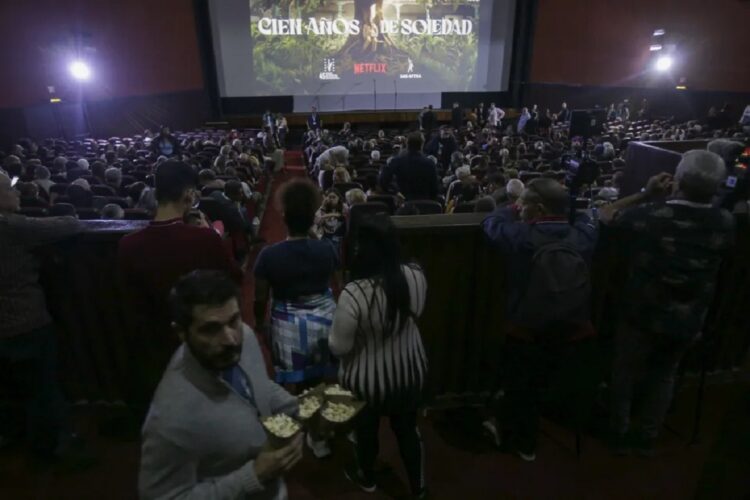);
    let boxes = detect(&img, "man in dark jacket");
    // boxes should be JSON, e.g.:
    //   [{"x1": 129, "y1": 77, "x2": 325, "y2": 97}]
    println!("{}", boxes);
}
[
  {"x1": 482, "y1": 178, "x2": 599, "y2": 461},
  {"x1": 451, "y1": 103, "x2": 463, "y2": 130},
  {"x1": 379, "y1": 132, "x2": 438, "y2": 201}
]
